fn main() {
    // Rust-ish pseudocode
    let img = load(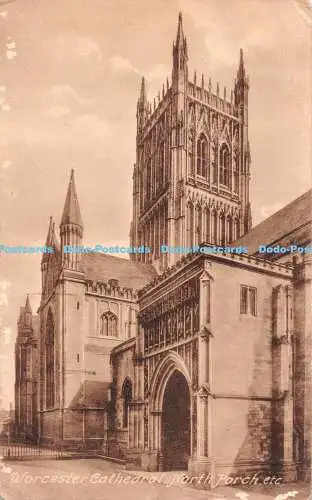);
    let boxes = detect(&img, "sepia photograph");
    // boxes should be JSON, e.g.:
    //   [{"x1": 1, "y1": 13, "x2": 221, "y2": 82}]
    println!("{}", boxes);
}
[{"x1": 0, "y1": 0, "x2": 311, "y2": 499}]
